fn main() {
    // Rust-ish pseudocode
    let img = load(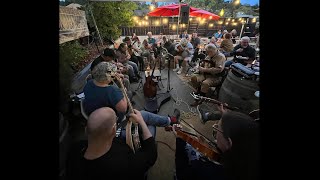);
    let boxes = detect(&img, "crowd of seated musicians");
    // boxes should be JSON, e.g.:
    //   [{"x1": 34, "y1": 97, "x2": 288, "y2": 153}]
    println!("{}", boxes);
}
[
  {"x1": 65, "y1": 32, "x2": 259, "y2": 180},
  {"x1": 66, "y1": 83, "x2": 260, "y2": 180},
  {"x1": 170, "y1": 32, "x2": 256, "y2": 106}
]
